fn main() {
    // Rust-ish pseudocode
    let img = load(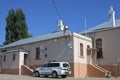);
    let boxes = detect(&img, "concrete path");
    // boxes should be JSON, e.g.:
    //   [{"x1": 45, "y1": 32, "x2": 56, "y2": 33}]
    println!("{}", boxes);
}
[{"x1": 0, "y1": 74, "x2": 119, "y2": 80}]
